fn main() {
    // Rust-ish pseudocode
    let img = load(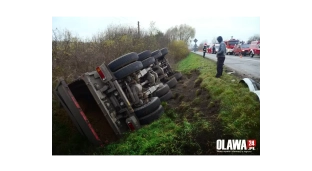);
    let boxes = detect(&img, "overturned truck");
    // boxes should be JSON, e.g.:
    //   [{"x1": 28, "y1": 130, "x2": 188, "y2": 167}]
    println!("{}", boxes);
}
[{"x1": 54, "y1": 48, "x2": 182, "y2": 146}]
